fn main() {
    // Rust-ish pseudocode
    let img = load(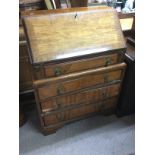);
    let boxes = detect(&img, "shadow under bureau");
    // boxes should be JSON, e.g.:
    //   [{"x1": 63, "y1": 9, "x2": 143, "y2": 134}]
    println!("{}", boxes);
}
[{"x1": 22, "y1": 6, "x2": 127, "y2": 135}]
